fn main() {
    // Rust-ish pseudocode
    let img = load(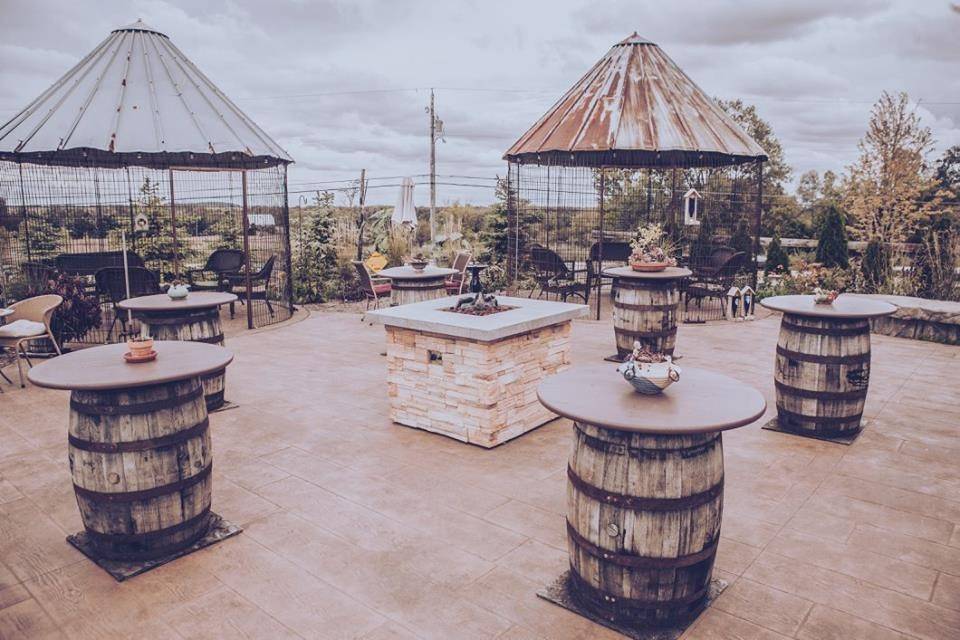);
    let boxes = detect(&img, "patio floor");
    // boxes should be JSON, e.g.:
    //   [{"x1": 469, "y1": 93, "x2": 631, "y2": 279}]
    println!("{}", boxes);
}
[{"x1": 1, "y1": 304, "x2": 959, "y2": 639}]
